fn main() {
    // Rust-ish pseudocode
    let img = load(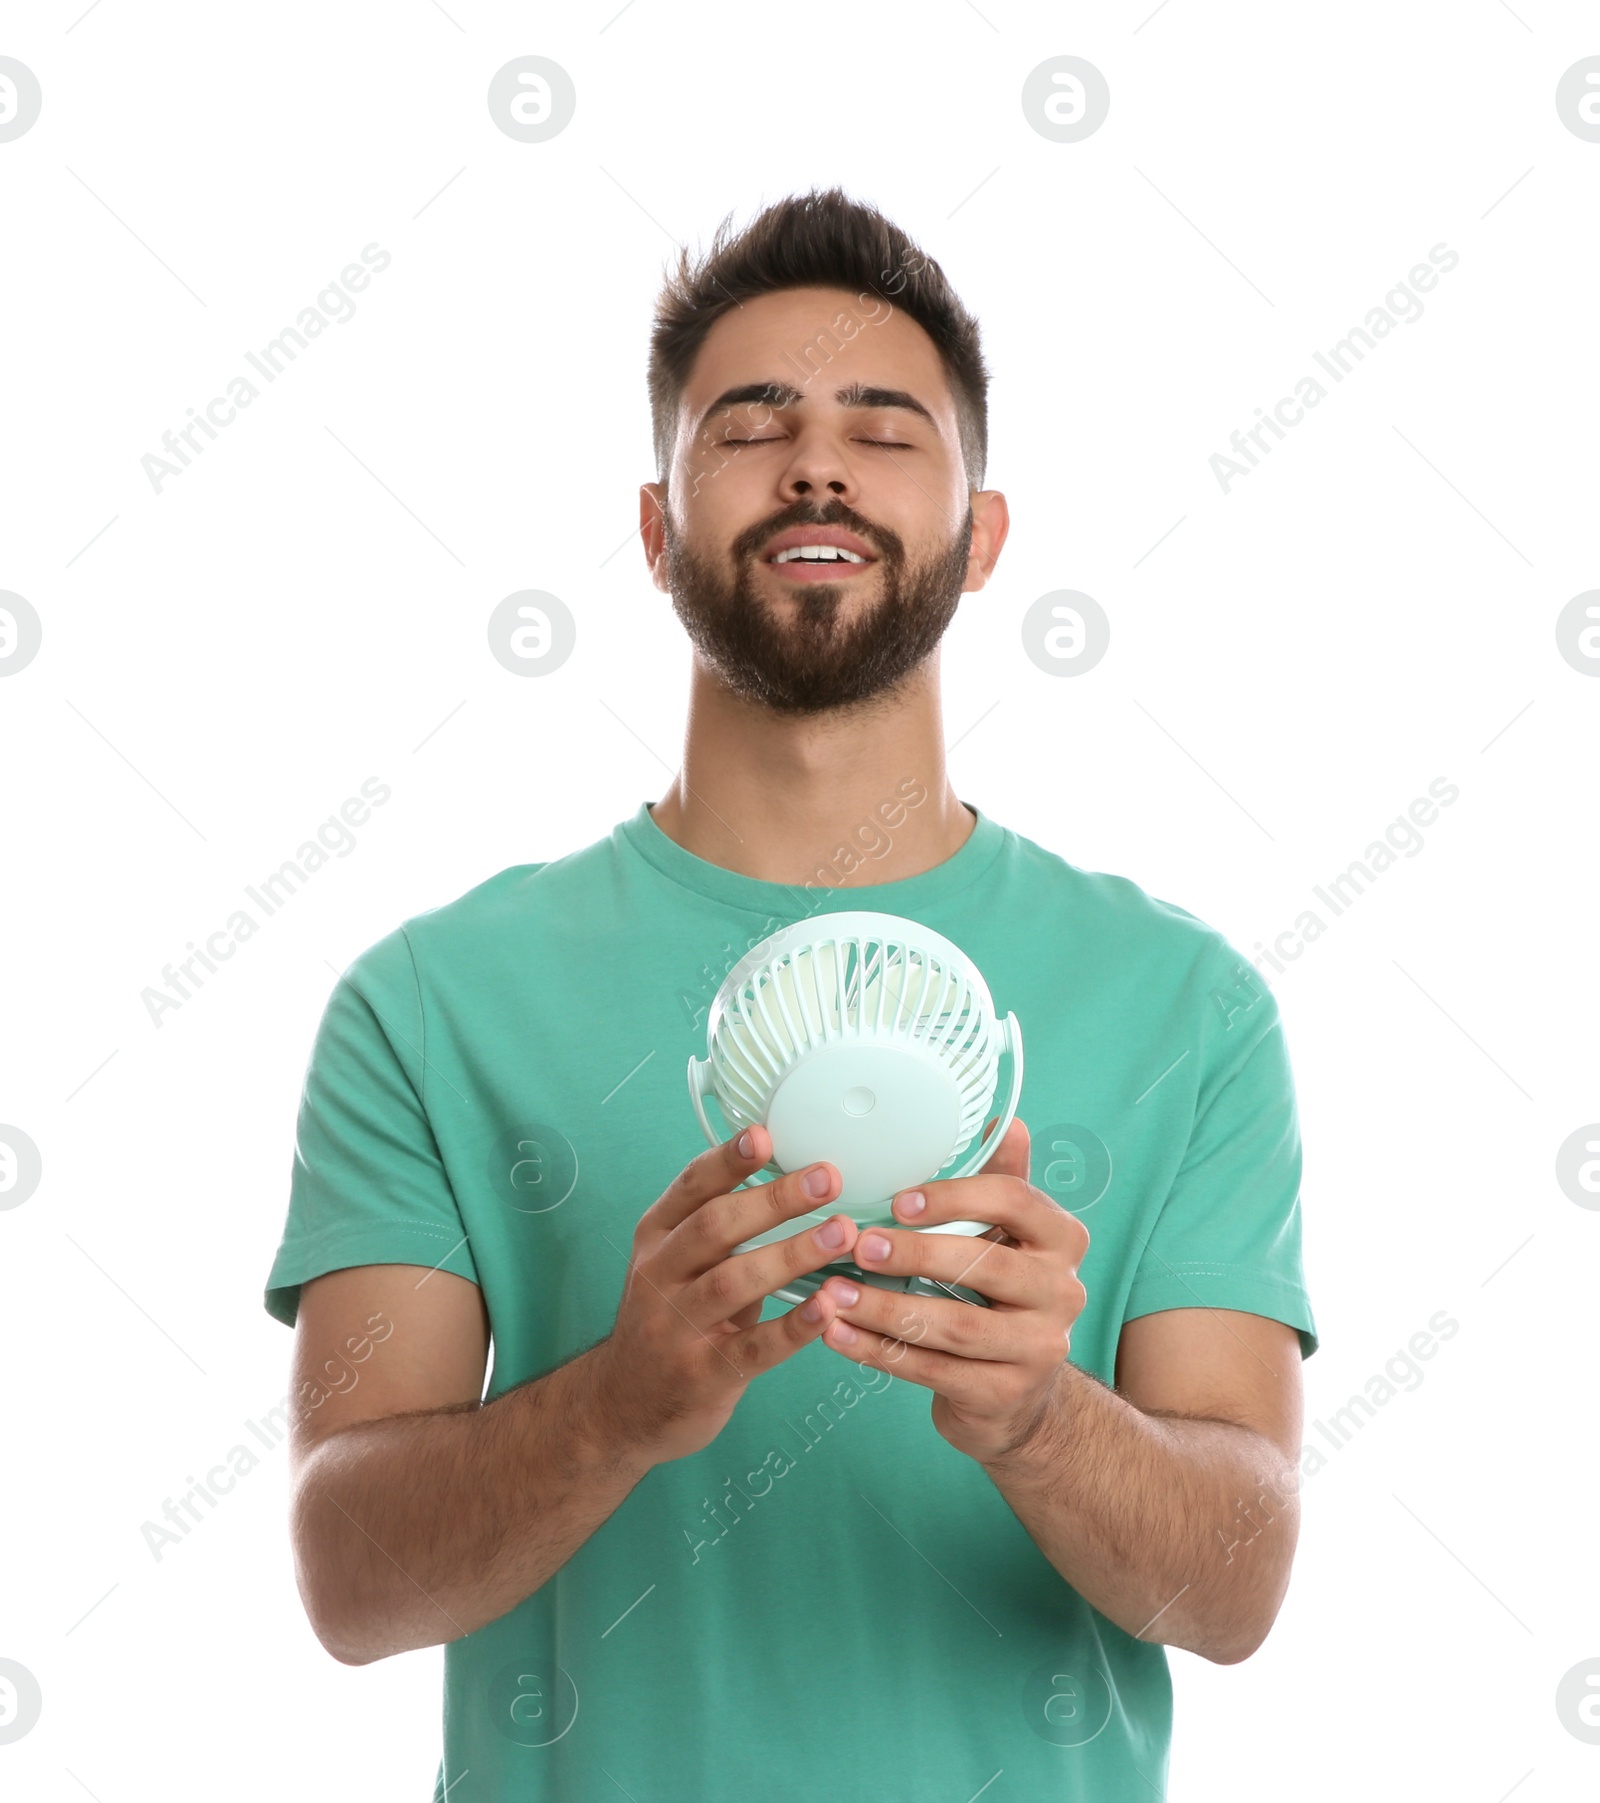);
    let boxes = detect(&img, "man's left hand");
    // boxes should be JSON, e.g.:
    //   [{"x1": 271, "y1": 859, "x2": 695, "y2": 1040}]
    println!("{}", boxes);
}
[{"x1": 815, "y1": 1118, "x2": 1090, "y2": 1464}]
